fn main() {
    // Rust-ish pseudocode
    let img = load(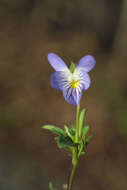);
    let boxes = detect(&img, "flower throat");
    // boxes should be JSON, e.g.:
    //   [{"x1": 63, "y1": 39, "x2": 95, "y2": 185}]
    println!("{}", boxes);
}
[{"x1": 70, "y1": 80, "x2": 79, "y2": 88}]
